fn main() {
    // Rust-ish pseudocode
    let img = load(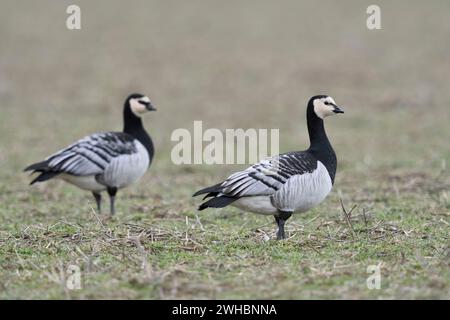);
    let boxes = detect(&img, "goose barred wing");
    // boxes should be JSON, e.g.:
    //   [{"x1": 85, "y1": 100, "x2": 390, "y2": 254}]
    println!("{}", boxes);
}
[
  {"x1": 219, "y1": 152, "x2": 317, "y2": 198},
  {"x1": 43, "y1": 132, "x2": 137, "y2": 176}
]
